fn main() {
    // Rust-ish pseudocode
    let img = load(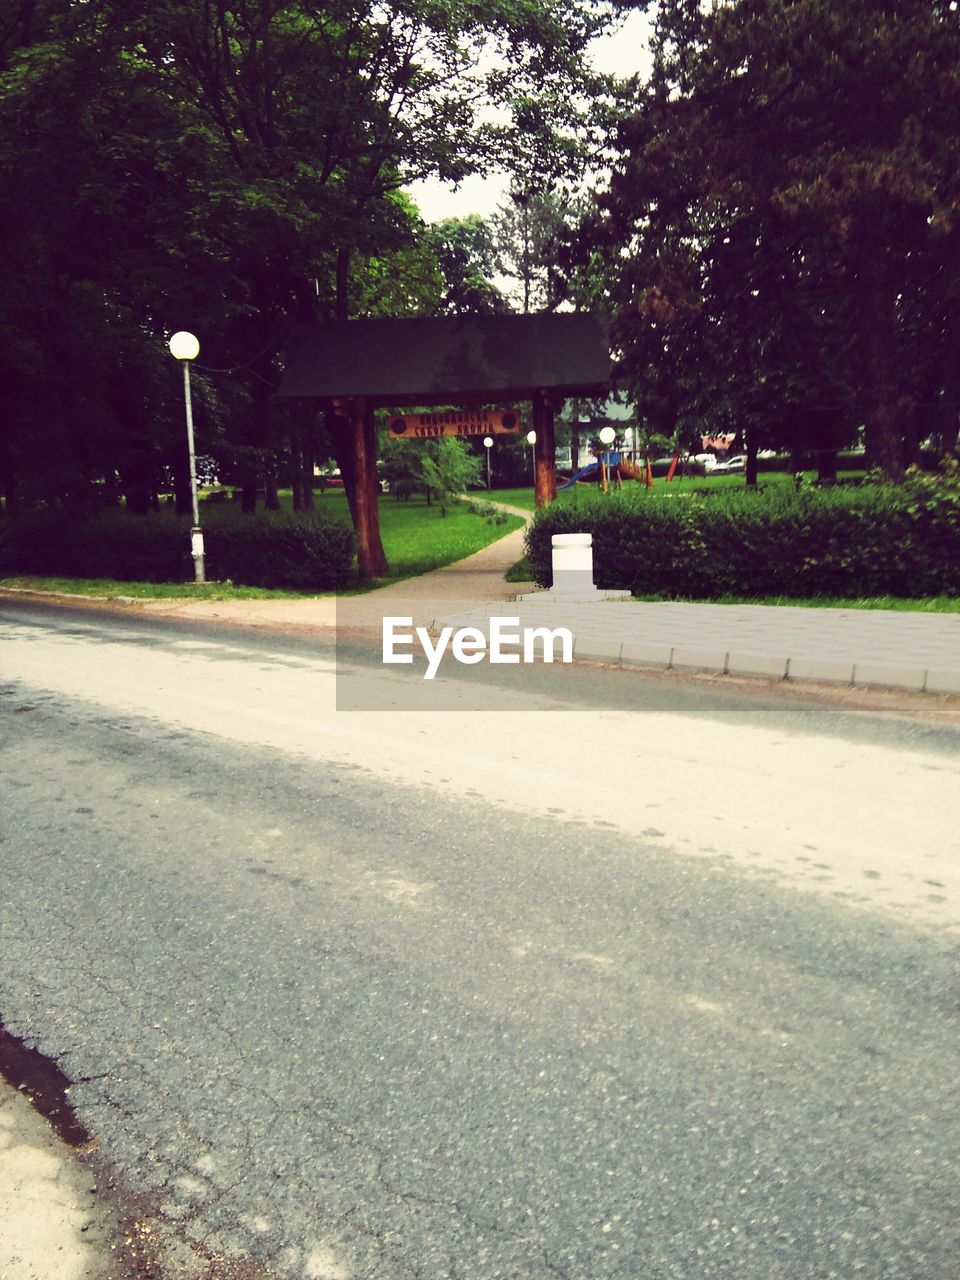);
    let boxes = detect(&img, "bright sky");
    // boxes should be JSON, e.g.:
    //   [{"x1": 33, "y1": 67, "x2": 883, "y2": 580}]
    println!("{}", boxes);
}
[{"x1": 407, "y1": 10, "x2": 655, "y2": 223}]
